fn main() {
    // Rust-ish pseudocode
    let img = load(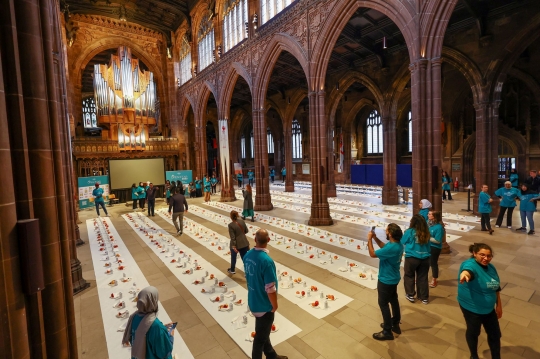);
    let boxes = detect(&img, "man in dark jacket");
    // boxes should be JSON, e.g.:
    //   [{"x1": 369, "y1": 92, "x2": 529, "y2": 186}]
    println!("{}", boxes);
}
[
  {"x1": 168, "y1": 187, "x2": 188, "y2": 235},
  {"x1": 146, "y1": 183, "x2": 159, "y2": 217},
  {"x1": 227, "y1": 210, "x2": 250, "y2": 275},
  {"x1": 526, "y1": 170, "x2": 540, "y2": 193}
]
